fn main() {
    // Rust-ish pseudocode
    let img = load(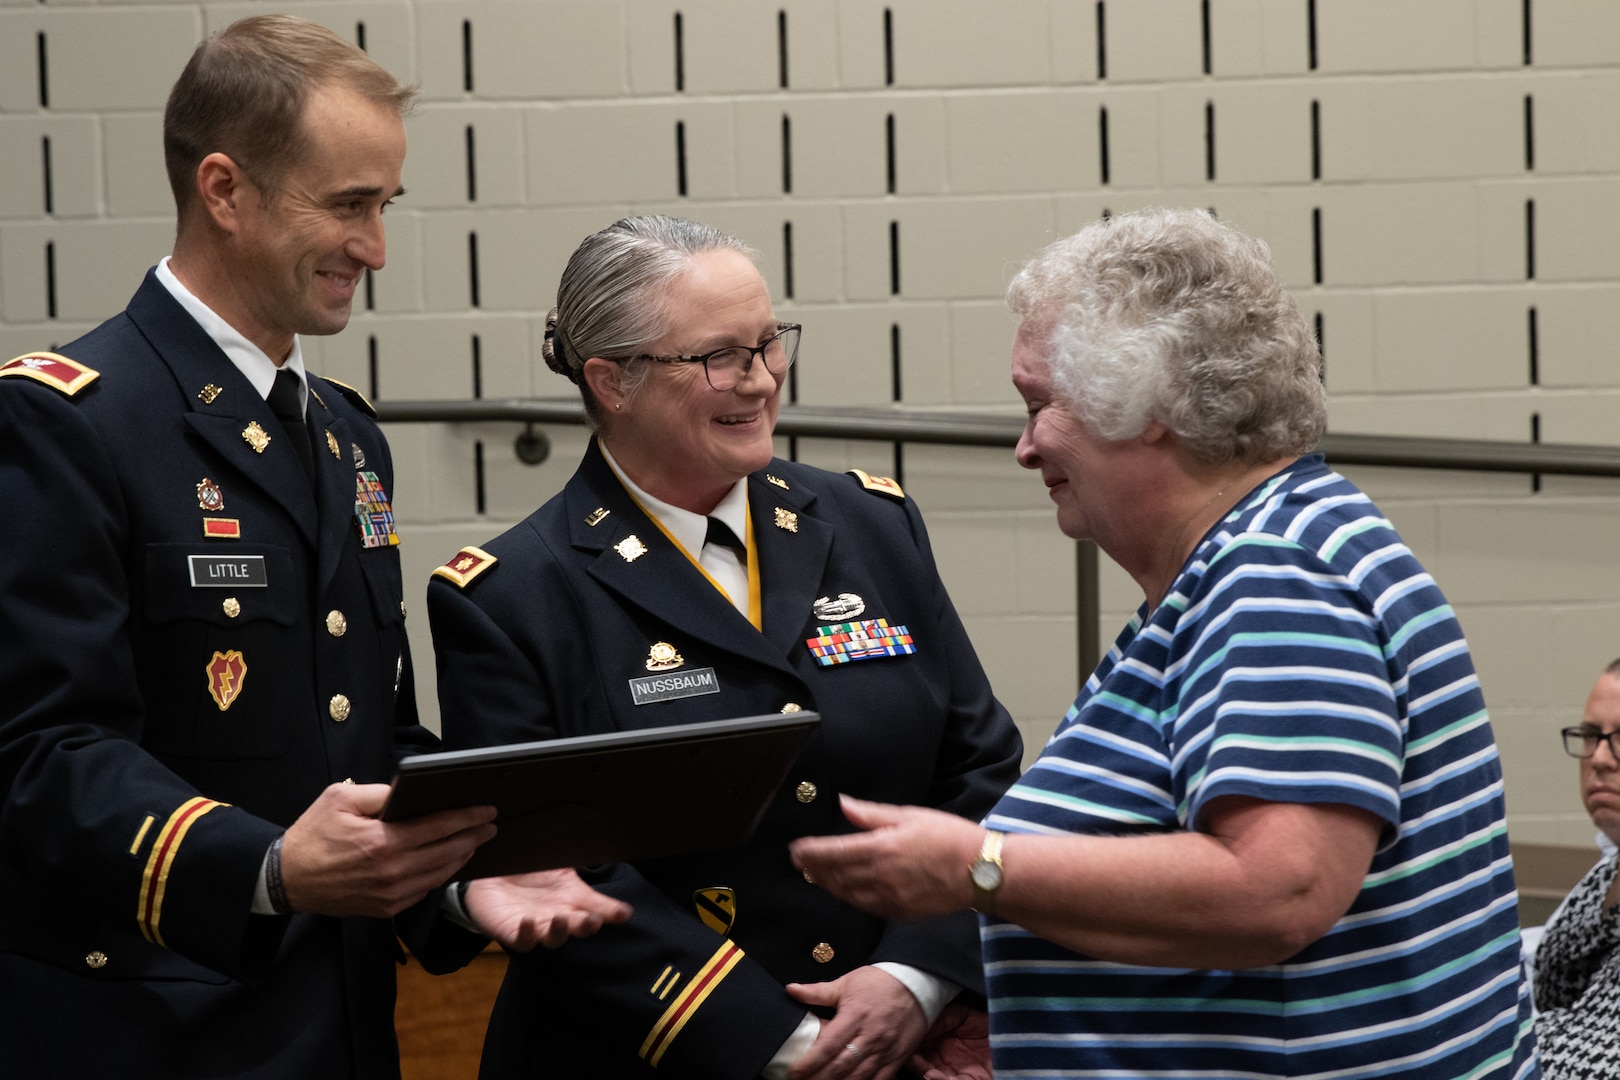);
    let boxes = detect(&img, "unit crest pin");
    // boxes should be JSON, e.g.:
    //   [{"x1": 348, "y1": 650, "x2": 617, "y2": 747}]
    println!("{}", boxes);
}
[
  {"x1": 646, "y1": 642, "x2": 684, "y2": 672},
  {"x1": 615, "y1": 535, "x2": 649, "y2": 562},
  {"x1": 196, "y1": 477, "x2": 225, "y2": 512},
  {"x1": 242, "y1": 422, "x2": 271, "y2": 454}
]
